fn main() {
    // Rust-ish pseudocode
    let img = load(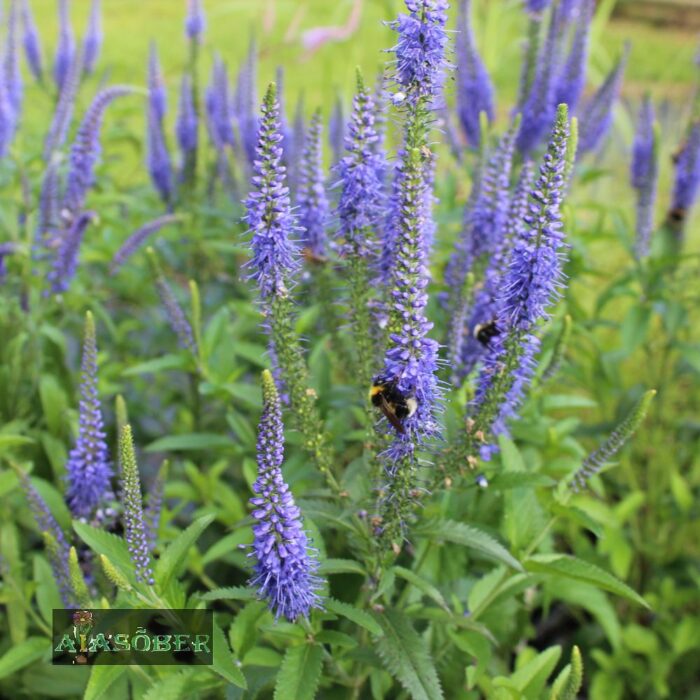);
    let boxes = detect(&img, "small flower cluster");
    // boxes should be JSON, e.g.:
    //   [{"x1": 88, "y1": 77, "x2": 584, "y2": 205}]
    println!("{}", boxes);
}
[
  {"x1": 630, "y1": 96, "x2": 658, "y2": 258},
  {"x1": 389, "y1": 0, "x2": 450, "y2": 108},
  {"x1": 572, "y1": 391, "x2": 657, "y2": 491},
  {"x1": 245, "y1": 84, "x2": 299, "y2": 300},
  {"x1": 119, "y1": 425, "x2": 155, "y2": 584},
  {"x1": 297, "y1": 110, "x2": 330, "y2": 258},
  {"x1": 471, "y1": 105, "x2": 570, "y2": 458},
  {"x1": 249, "y1": 371, "x2": 322, "y2": 621},
  {"x1": 65, "y1": 312, "x2": 113, "y2": 519},
  {"x1": 455, "y1": 0, "x2": 494, "y2": 147}
]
